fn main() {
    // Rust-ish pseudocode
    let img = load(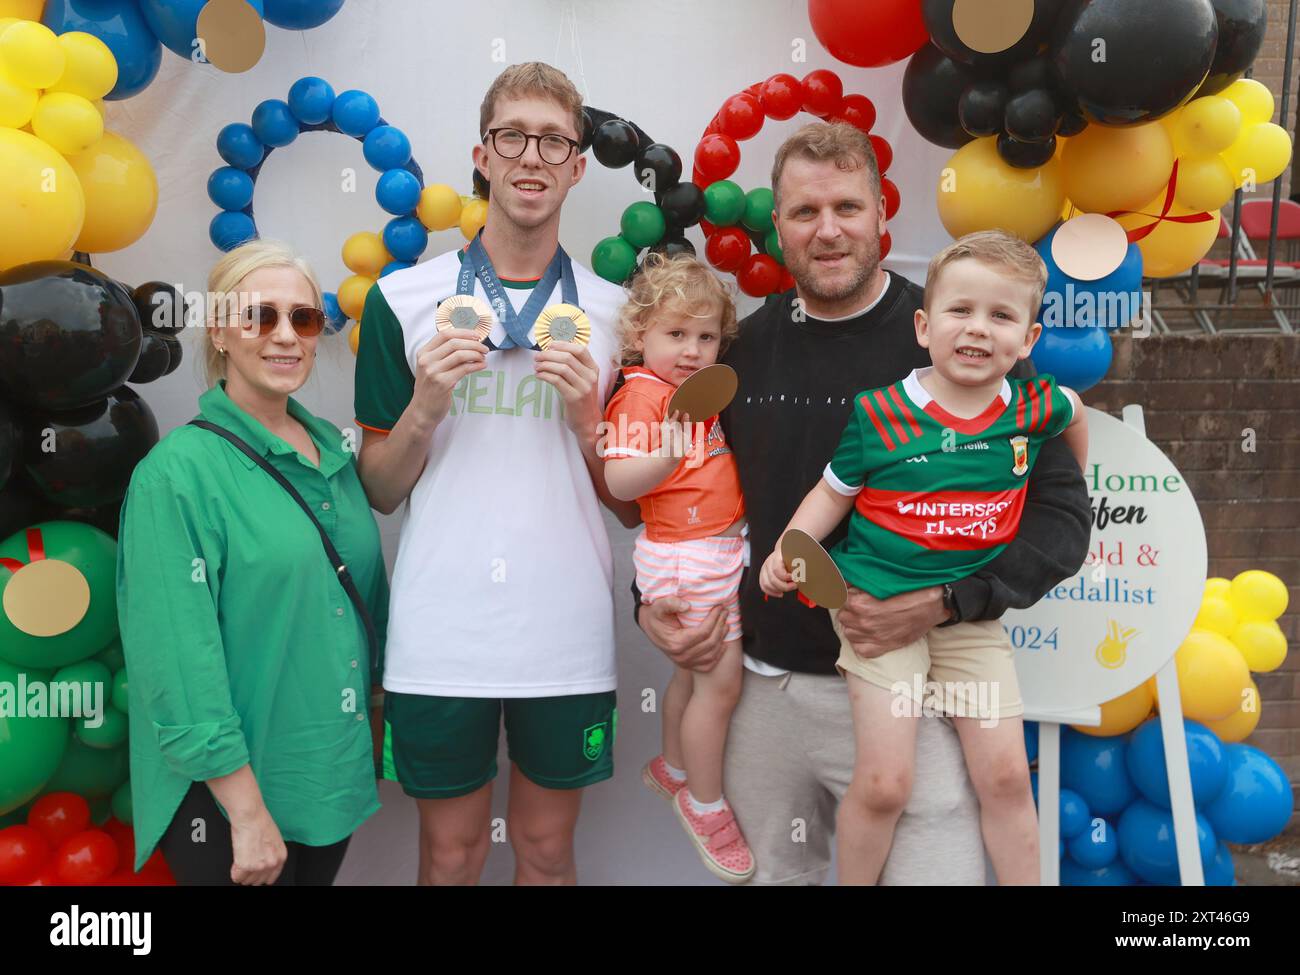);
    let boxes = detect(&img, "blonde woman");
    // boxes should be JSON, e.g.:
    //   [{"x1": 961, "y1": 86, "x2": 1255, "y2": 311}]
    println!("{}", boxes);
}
[{"x1": 117, "y1": 240, "x2": 389, "y2": 885}]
